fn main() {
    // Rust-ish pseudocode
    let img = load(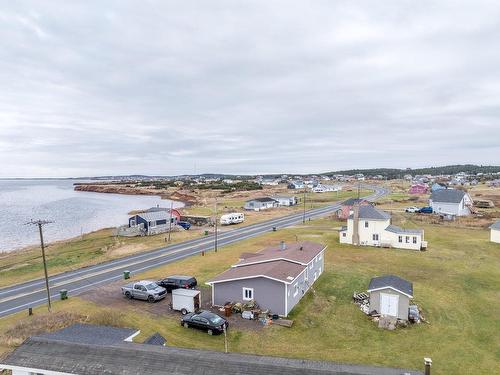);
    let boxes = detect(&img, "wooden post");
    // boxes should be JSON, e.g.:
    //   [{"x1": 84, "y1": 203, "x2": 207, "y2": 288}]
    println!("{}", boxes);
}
[
  {"x1": 223, "y1": 323, "x2": 228, "y2": 353},
  {"x1": 38, "y1": 222, "x2": 52, "y2": 312},
  {"x1": 424, "y1": 357, "x2": 432, "y2": 375}
]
